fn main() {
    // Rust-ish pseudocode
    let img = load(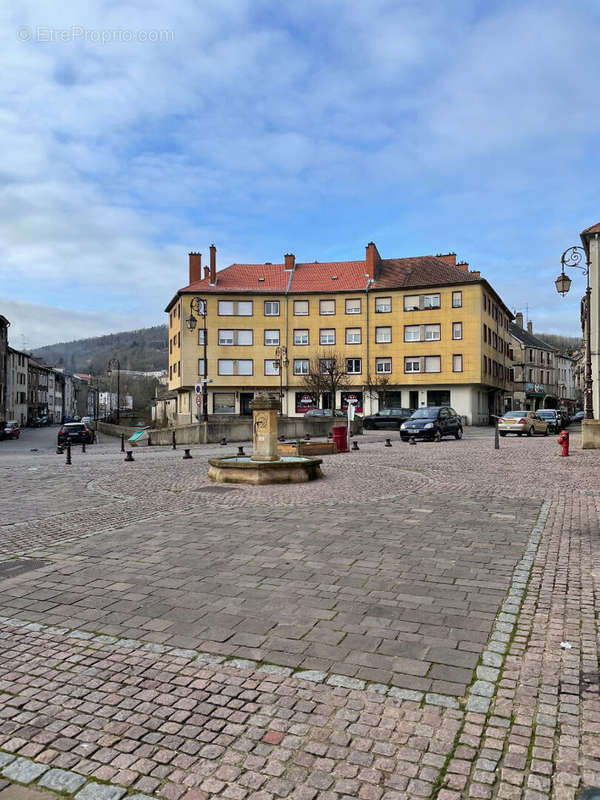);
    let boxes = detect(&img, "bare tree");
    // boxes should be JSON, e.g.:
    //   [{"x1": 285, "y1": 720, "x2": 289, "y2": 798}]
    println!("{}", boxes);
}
[
  {"x1": 364, "y1": 371, "x2": 391, "y2": 410},
  {"x1": 298, "y1": 350, "x2": 351, "y2": 413}
]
